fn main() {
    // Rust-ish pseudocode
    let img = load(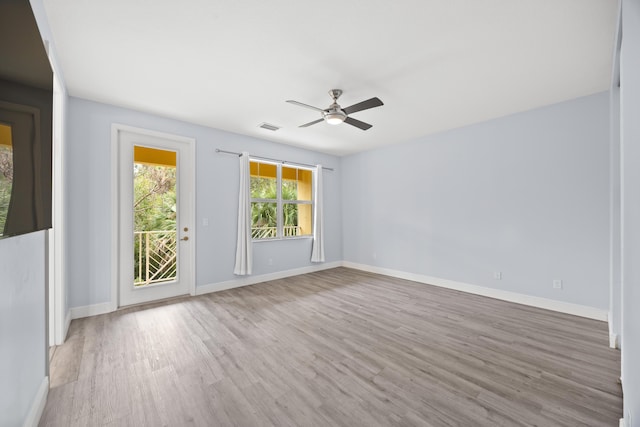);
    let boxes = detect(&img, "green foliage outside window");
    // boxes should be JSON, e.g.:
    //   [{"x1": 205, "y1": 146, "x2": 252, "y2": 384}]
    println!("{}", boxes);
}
[
  {"x1": 133, "y1": 164, "x2": 177, "y2": 284},
  {"x1": 250, "y1": 176, "x2": 299, "y2": 231},
  {"x1": 0, "y1": 146, "x2": 13, "y2": 235},
  {"x1": 134, "y1": 164, "x2": 176, "y2": 232}
]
